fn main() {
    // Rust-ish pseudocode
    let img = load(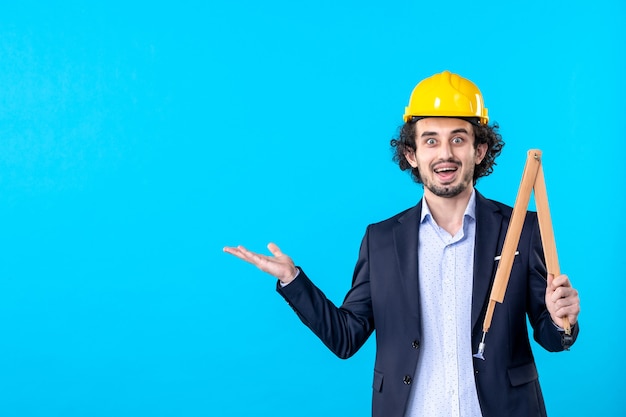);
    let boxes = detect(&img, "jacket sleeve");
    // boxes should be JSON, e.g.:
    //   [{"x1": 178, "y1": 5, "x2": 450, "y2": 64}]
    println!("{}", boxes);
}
[{"x1": 276, "y1": 228, "x2": 375, "y2": 359}]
